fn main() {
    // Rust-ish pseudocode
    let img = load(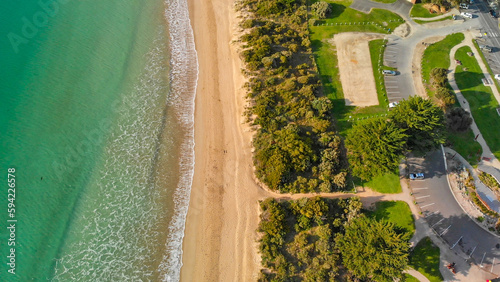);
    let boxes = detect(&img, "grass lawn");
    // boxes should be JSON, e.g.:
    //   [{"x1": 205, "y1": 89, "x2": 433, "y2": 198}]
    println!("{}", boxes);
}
[
  {"x1": 310, "y1": 0, "x2": 403, "y2": 134},
  {"x1": 363, "y1": 171, "x2": 402, "y2": 193},
  {"x1": 473, "y1": 39, "x2": 500, "y2": 95},
  {"x1": 404, "y1": 273, "x2": 420, "y2": 282},
  {"x1": 409, "y1": 237, "x2": 444, "y2": 282},
  {"x1": 369, "y1": 39, "x2": 390, "y2": 109},
  {"x1": 369, "y1": 201, "x2": 415, "y2": 235},
  {"x1": 446, "y1": 129, "x2": 482, "y2": 166},
  {"x1": 414, "y1": 16, "x2": 453, "y2": 24},
  {"x1": 421, "y1": 33, "x2": 464, "y2": 96},
  {"x1": 410, "y1": 3, "x2": 441, "y2": 18},
  {"x1": 454, "y1": 46, "x2": 500, "y2": 159}
]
